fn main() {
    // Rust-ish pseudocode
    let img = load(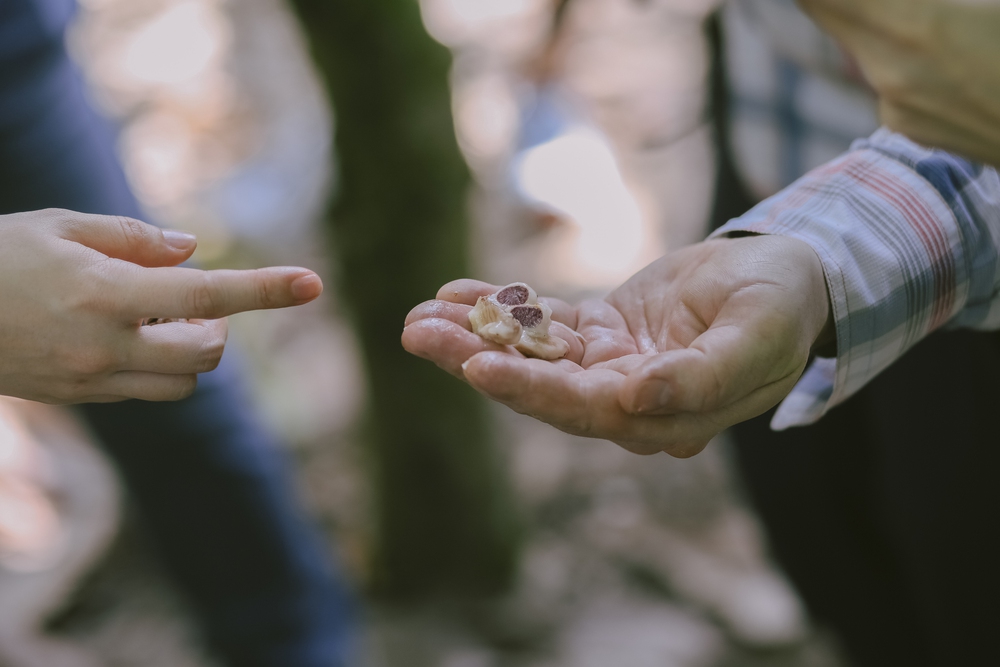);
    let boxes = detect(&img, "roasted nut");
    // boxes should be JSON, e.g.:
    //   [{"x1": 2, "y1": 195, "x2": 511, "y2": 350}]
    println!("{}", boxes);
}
[{"x1": 468, "y1": 282, "x2": 570, "y2": 360}]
